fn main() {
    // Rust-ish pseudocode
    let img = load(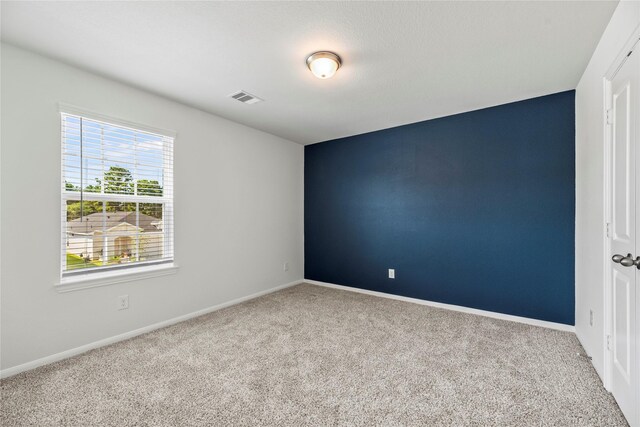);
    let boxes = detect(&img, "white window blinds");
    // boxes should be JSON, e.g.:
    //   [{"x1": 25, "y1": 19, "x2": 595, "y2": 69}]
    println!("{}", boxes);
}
[{"x1": 61, "y1": 112, "x2": 174, "y2": 276}]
